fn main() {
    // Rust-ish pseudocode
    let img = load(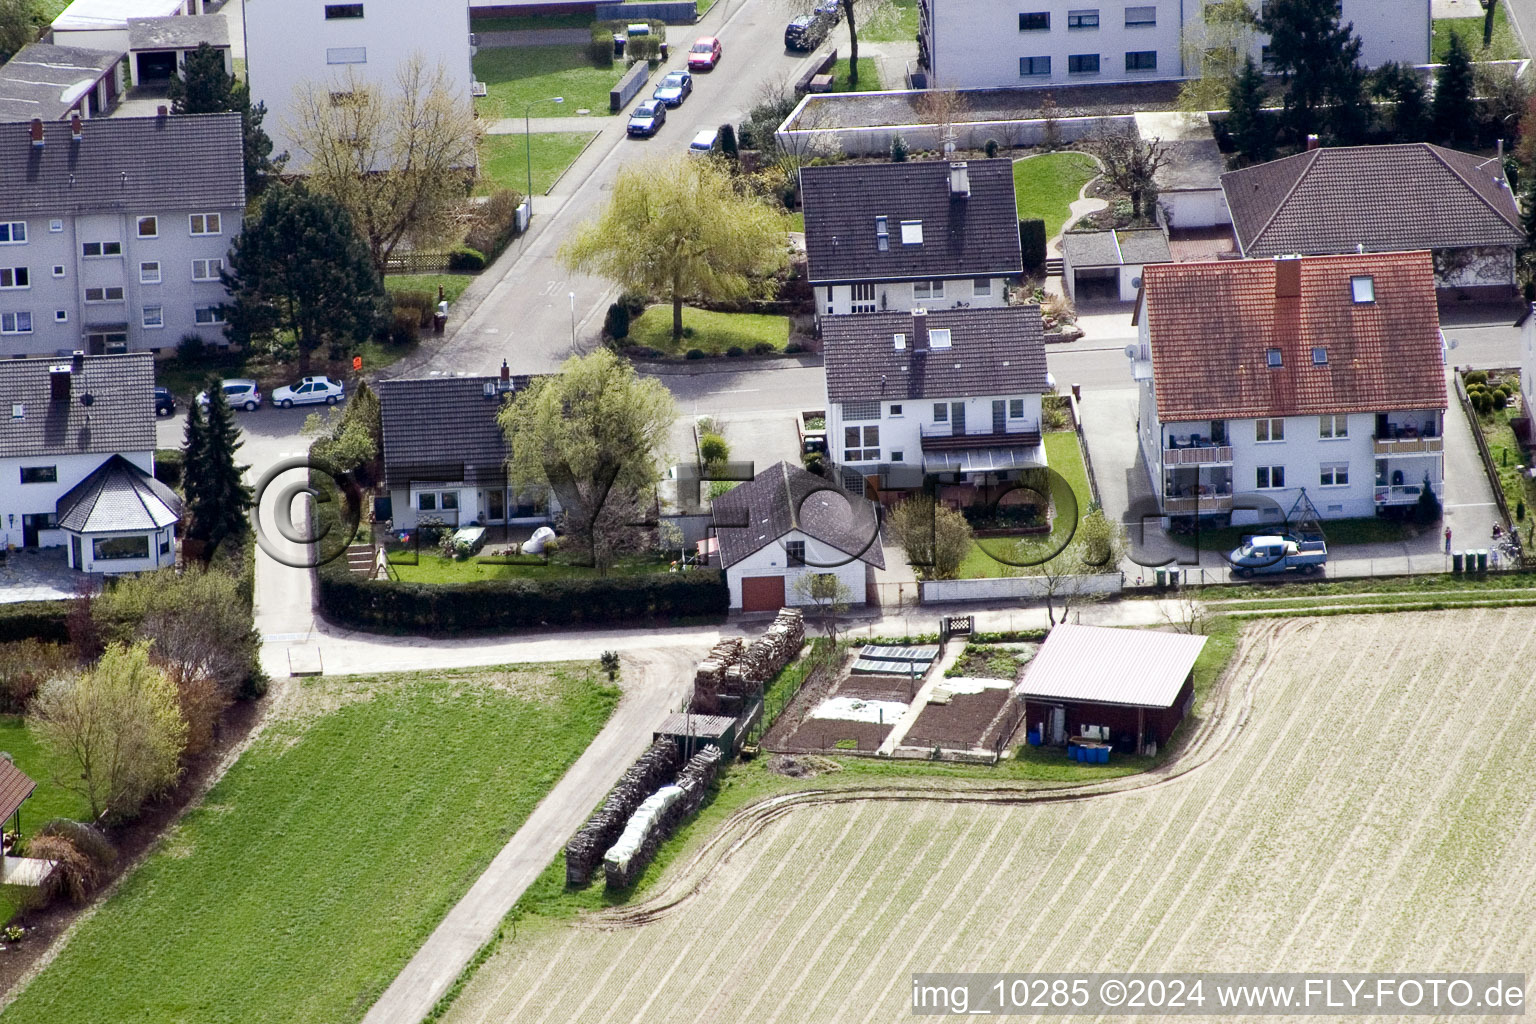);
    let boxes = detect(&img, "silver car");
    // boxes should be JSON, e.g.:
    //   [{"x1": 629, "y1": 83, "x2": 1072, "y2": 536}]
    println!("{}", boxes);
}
[
  {"x1": 273, "y1": 375, "x2": 345, "y2": 408},
  {"x1": 197, "y1": 378, "x2": 262, "y2": 412}
]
